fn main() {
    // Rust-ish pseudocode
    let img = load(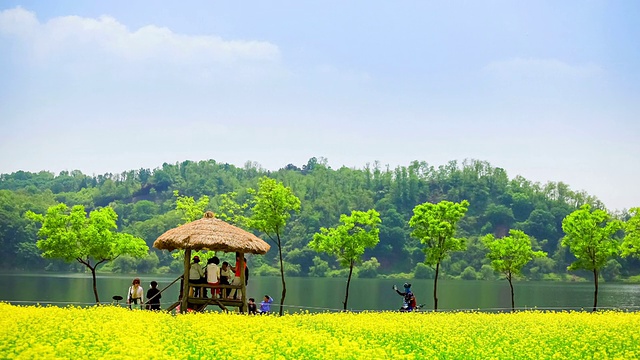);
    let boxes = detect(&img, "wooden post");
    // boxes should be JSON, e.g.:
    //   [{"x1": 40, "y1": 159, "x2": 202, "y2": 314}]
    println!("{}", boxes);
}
[
  {"x1": 181, "y1": 249, "x2": 191, "y2": 314},
  {"x1": 240, "y1": 253, "x2": 247, "y2": 313}
]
